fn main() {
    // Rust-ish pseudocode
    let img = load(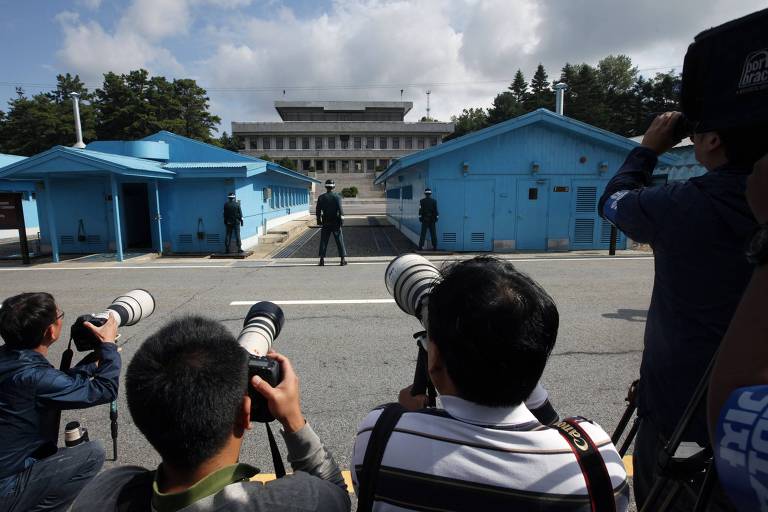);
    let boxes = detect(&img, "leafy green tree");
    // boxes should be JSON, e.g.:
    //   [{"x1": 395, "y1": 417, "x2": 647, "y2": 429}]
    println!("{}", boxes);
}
[
  {"x1": 213, "y1": 131, "x2": 244, "y2": 152},
  {"x1": 0, "y1": 75, "x2": 96, "y2": 156},
  {"x1": 597, "y1": 55, "x2": 637, "y2": 93},
  {"x1": 447, "y1": 107, "x2": 488, "y2": 140},
  {"x1": 275, "y1": 157, "x2": 297, "y2": 170},
  {"x1": 509, "y1": 70, "x2": 528, "y2": 103},
  {"x1": 486, "y1": 91, "x2": 523, "y2": 126}
]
